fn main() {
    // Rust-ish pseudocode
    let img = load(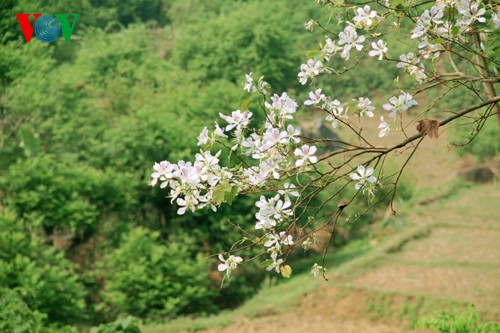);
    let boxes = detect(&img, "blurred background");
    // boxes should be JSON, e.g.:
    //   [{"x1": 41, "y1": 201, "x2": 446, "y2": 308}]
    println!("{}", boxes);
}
[{"x1": 0, "y1": 0, "x2": 499, "y2": 332}]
